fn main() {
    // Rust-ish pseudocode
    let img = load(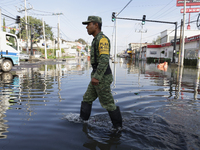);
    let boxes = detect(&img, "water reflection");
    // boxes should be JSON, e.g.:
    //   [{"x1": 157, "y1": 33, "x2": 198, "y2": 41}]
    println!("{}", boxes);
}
[
  {"x1": 82, "y1": 123, "x2": 121, "y2": 150},
  {"x1": 0, "y1": 58, "x2": 90, "y2": 140},
  {"x1": 0, "y1": 72, "x2": 19, "y2": 139},
  {"x1": 0, "y1": 57, "x2": 199, "y2": 149}
]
